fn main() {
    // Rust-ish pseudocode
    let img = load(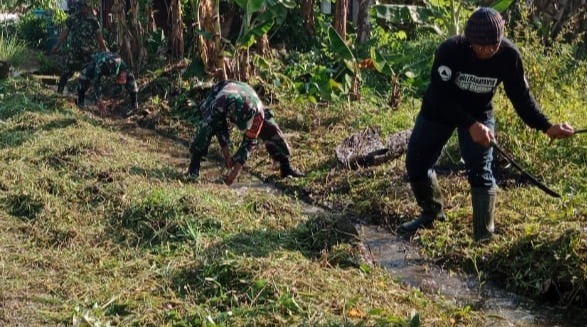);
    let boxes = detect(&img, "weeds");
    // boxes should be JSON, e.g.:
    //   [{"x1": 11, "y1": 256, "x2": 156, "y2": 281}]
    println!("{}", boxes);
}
[
  {"x1": 0, "y1": 85, "x2": 476, "y2": 325},
  {"x1": 2, "y1": 23, "x2": 587, "y2": 326},
  {"x1": 0, "y1": 33, "x2": 27, "y2": 67}
]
